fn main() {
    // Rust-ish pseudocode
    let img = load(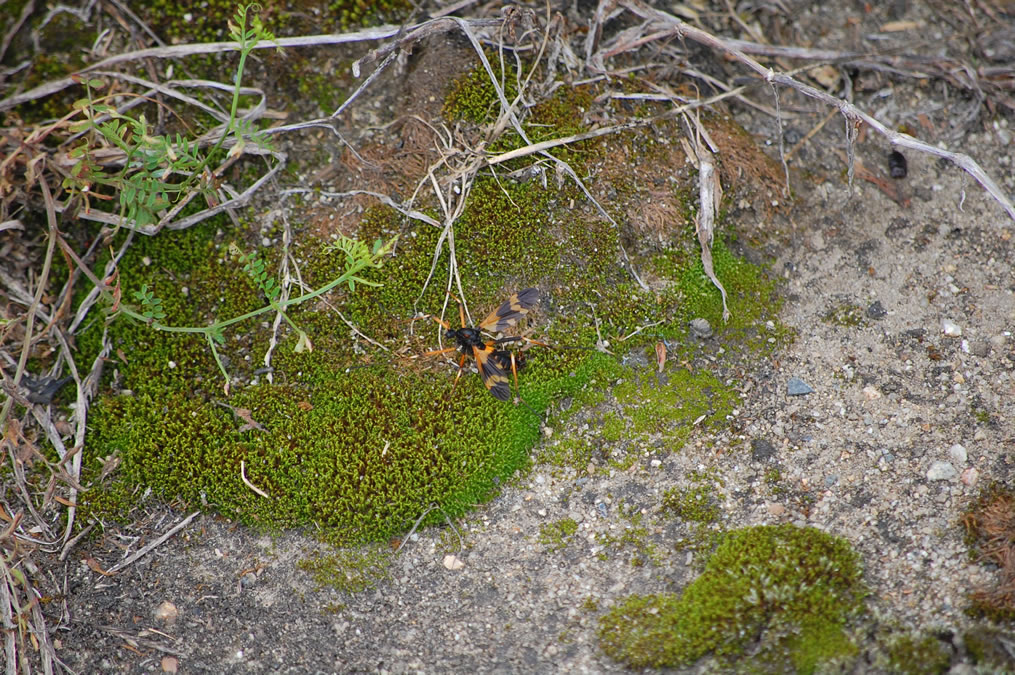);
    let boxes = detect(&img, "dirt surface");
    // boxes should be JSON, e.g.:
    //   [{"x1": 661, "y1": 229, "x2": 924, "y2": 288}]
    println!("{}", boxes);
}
[{"x1": 9, "y1": 1, "x2": 1015, "y2": 673}]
